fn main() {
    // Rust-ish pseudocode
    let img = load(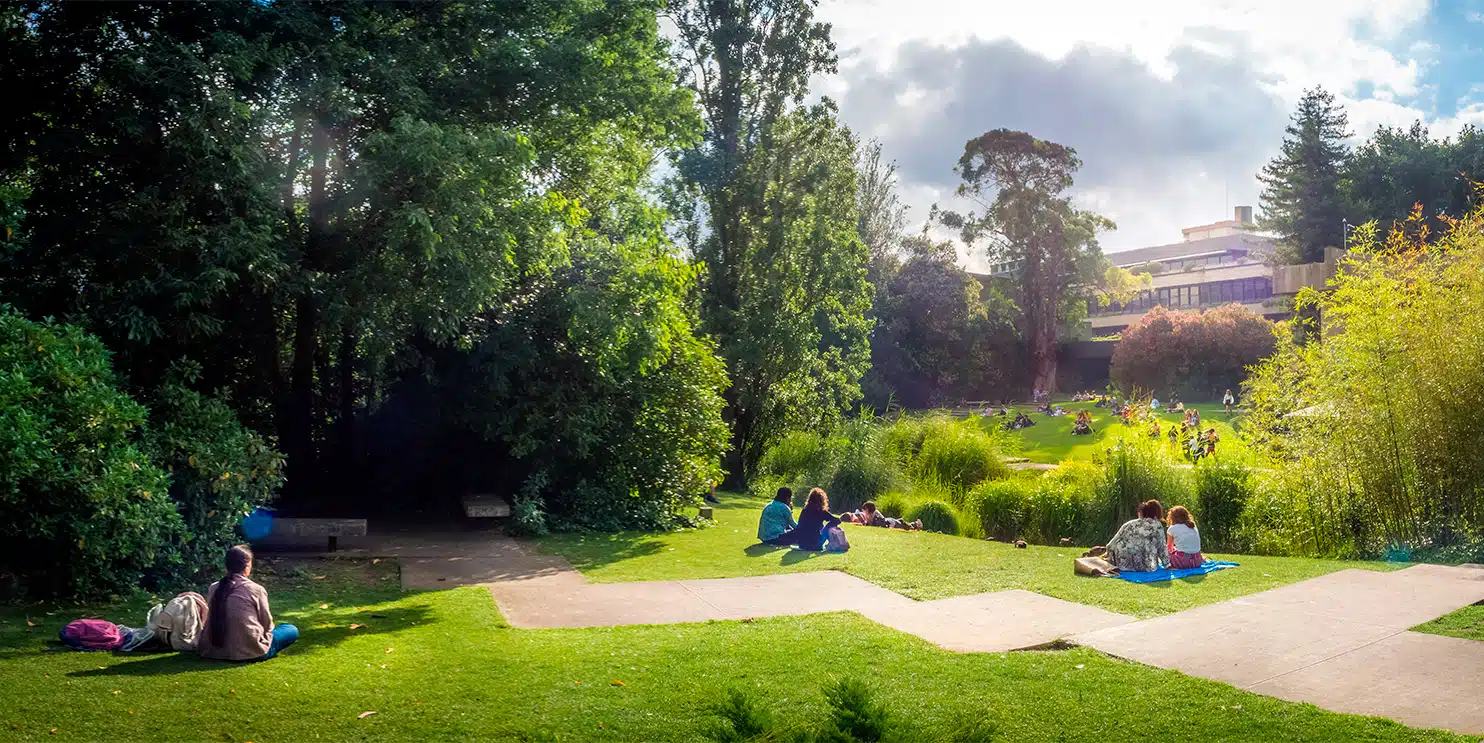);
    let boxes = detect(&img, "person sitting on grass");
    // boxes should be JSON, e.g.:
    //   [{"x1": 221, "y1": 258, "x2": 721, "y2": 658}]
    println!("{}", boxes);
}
[
  {"x1": 1102, "y1": 500, "x2": 1169, "y2": 572},
  {"x1": 197, "y1": 545, "x2": 298, "y2": 662},
  {"x1": 1147, "y1": 419, "x2": 1162, "y2": 439},
  {"x1": 763, "y1": 488, "x2": 841, "y2": 552},
  {"x1": 854, "y1": 501, "x2": 923, "y2": 531},
  {"x1": 1072, "y1": 410, "x2": 1094, "y2": 435},
  {"x1": 1165, "y1": 506, "x2": 1205, "y2": 568},
  {"x1": 757, "y1": 487, "x2": 797, "y2": 542},
  {"x1": 1189, "y1": 408, "x2": 1201, "y2": 428}
]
